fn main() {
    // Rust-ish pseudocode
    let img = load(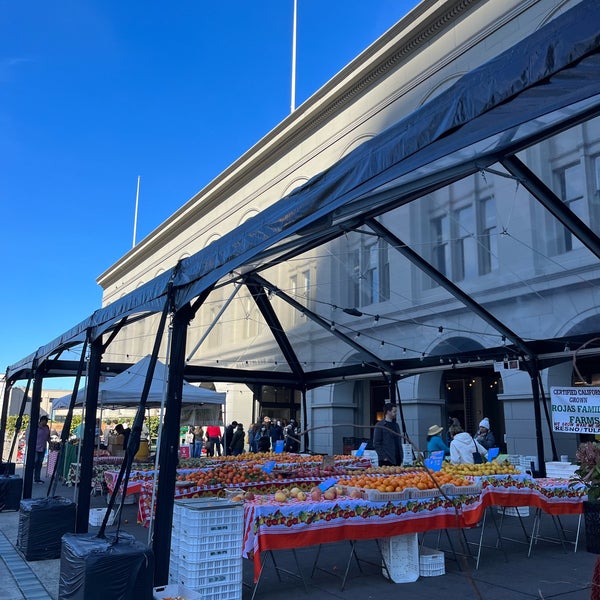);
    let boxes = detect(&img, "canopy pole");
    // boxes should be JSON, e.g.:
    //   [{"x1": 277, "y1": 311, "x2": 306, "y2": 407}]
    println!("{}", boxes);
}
[
  {"x1": 23, "y1": 365, "x2": 44, "y2": 499},
  {"x1": 74, "y1": 338, "x2": 101, "y2": 532},
  {"x1": 147, "y1": 314, "x2": 174, "y2": 546},
  {"x1": 5, "y1": 378, "x2": 31, "y2": 467},
  {"x1": 537, "y1": 372, "x2": 559, "y2": 462},
  {"x1": 527, "y1": 360, "x2": 547, "y2": 478},
  {"x1": 301, "y1": 387, "x2": 309, "y2": 451},
  {"x1": 154, "y1": 303, "x2": 193, "y2": 586},
  {"x1": 0, "y1": 373, "x2": 14, "y2": 465}
]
